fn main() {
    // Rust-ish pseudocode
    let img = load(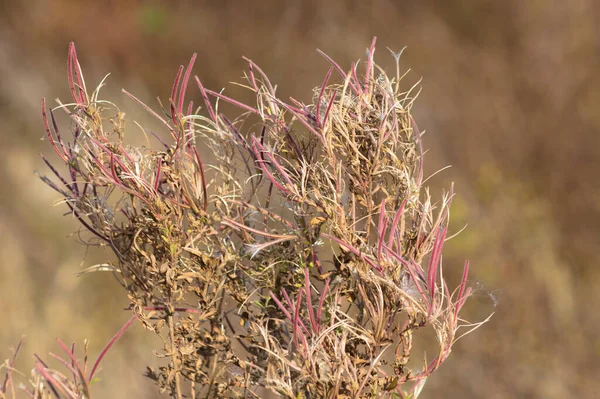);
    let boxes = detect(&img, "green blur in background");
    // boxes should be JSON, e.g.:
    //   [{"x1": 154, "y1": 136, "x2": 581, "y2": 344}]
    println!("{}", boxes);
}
[{"x1": 0, "y1": 1, "x2": 598, "y2": 397}]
